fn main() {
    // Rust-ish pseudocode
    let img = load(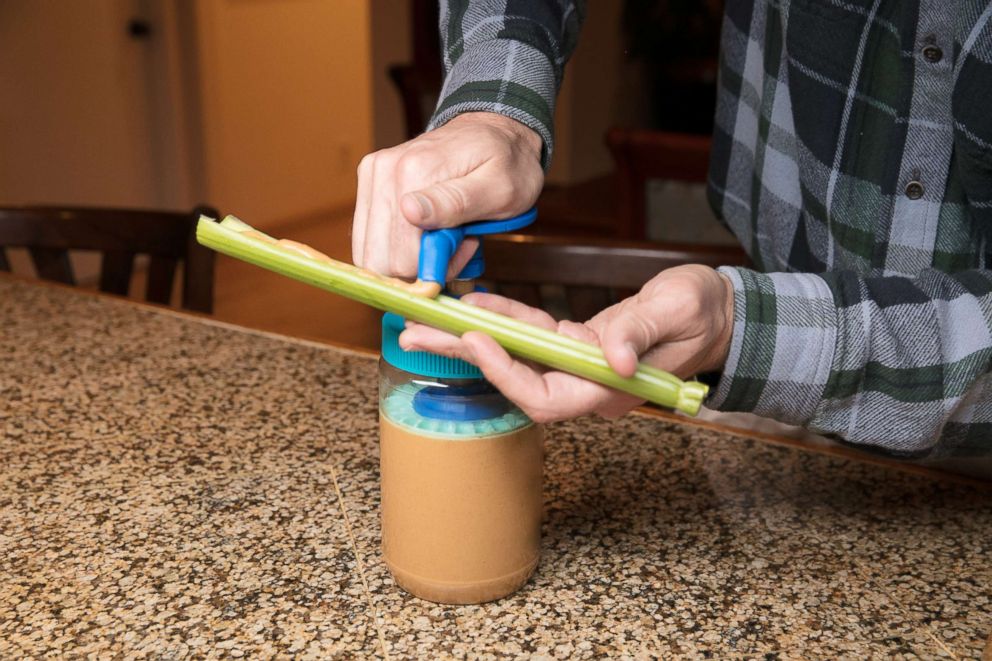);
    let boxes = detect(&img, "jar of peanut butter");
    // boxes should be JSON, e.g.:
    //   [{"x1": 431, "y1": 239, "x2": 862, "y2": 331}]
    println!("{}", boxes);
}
[{"x1": 378, "y1": 312, "x2": 543, "y2": 604}]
